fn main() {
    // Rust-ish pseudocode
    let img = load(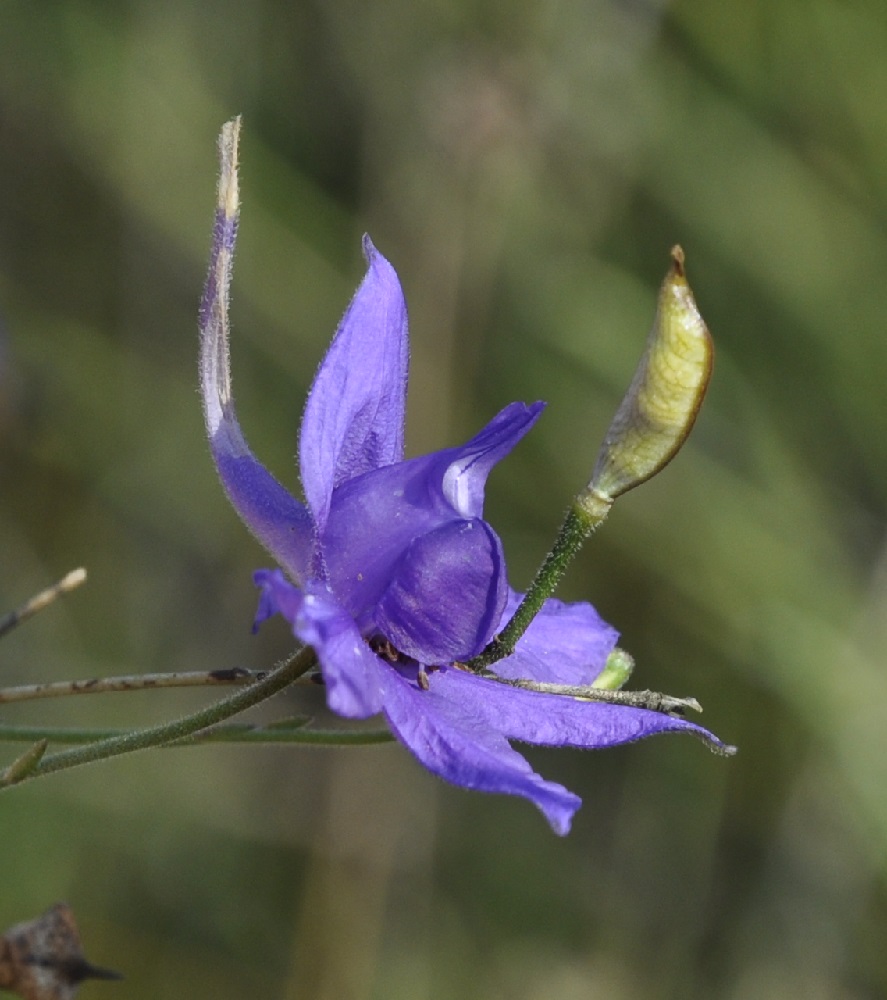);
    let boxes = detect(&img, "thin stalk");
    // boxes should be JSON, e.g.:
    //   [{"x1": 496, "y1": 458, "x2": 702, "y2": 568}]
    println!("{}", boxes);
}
[
  {"x1": 494, "y1": 675, "x2": 702, "y2": 713},
  {"x1": 0, "y1": 722, "x2": 394, "y2": 748},
  {"x1": 0, "y1": 568, "x2": 87, "y2": 639},
  {"x1": 0, "y1": 668, "x2": 266, "y2": 704},
  {"x1": 3, "y1": 645, "x2": 319, "y2": 787}
]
